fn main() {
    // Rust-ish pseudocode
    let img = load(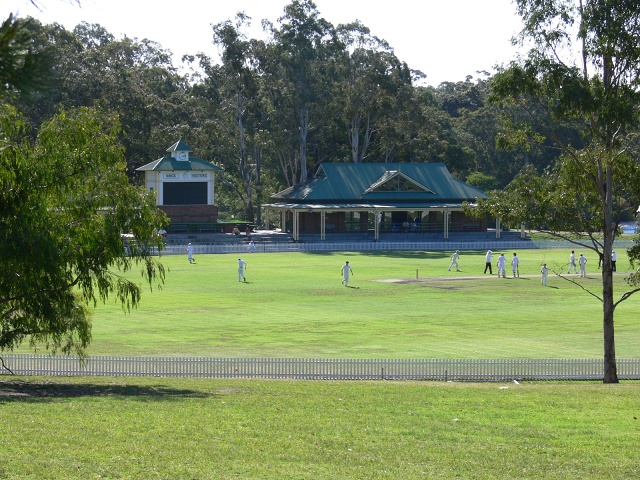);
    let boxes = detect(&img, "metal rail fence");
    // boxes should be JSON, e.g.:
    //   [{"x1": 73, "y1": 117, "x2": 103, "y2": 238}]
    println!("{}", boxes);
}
[{"x1": 2, "y1": 355, "x2": 639, "y2": 381}]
